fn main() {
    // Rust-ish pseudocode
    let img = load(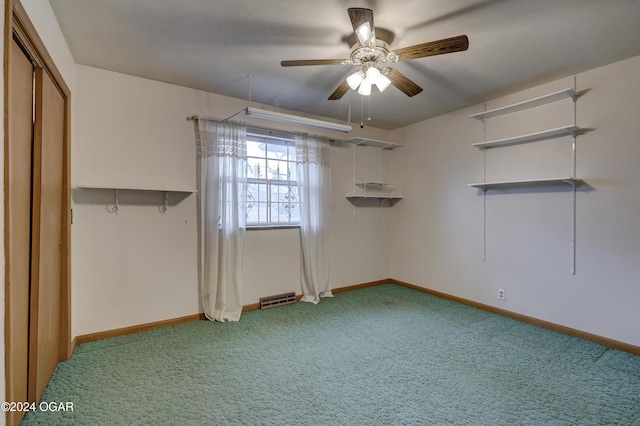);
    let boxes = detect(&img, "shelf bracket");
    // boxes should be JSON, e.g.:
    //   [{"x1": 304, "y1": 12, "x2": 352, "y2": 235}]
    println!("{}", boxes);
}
[
  {"x1": 109, "y1": 189, "x2": 119, "y2": 214},
  {"x1": 472, "y1": 80, "x2": 581, "y2": 274},
  {"x1": 571, "y1": 76, "x2": 577, "y2": 275},
  {"x1": 482, "y1": 102, "x2": 487, "y2": 261},
  {"x1": 161, "y1": 191, "x2": 168, "y2": 214}
]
